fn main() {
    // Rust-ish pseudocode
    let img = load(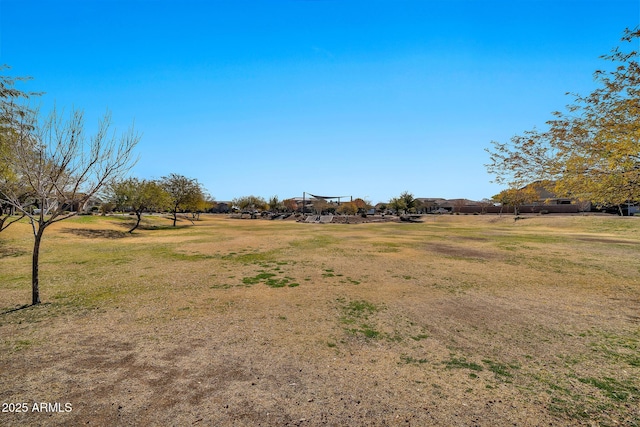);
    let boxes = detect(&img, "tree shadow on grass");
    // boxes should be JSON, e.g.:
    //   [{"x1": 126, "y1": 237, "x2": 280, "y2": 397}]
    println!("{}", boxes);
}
[
  {"x1": 138, "y1": 223, "x2": 191, "y2": 230},
  {"x1": 0, "y1": 302, "x2": 52, "y2": 315},
  {"x1": 61, "y1": 228, "x2": 130, "y2": 239}
]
